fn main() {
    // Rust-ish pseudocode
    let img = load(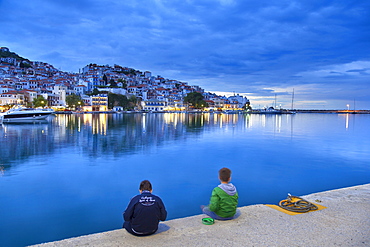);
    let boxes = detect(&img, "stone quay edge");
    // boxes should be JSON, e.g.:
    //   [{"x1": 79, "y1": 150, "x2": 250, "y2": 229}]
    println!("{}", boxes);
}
[{"x1": 32, "y1": 183, "x2": 370, "y2": 247}]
